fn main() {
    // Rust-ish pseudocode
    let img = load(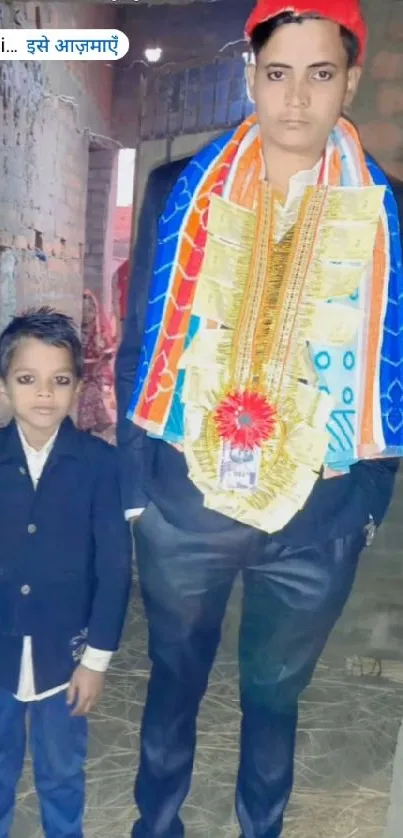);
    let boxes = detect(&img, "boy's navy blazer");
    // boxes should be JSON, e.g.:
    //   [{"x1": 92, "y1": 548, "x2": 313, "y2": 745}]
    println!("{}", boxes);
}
[{"x1": 0, "y1": 417, "x2": 132, "y2": 695}]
